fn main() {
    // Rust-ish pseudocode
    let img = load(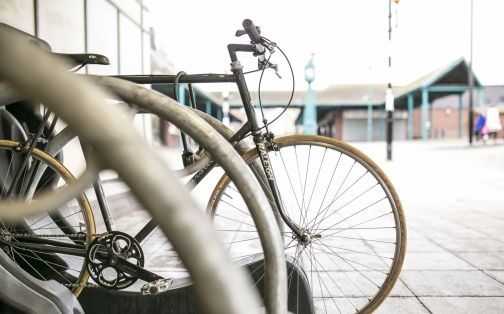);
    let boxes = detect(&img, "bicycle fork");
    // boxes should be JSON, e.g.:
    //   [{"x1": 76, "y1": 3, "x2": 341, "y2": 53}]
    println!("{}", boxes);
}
[{"x1": 252, "y1": 133, "x2": 304, "y2": 240}]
